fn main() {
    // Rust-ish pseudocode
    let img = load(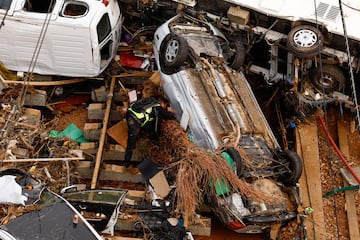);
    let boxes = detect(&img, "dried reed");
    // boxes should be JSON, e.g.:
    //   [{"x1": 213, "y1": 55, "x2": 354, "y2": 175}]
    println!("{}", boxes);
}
[{"x1": 150, "y1": 120, "x2": 276, "y2": 223}]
